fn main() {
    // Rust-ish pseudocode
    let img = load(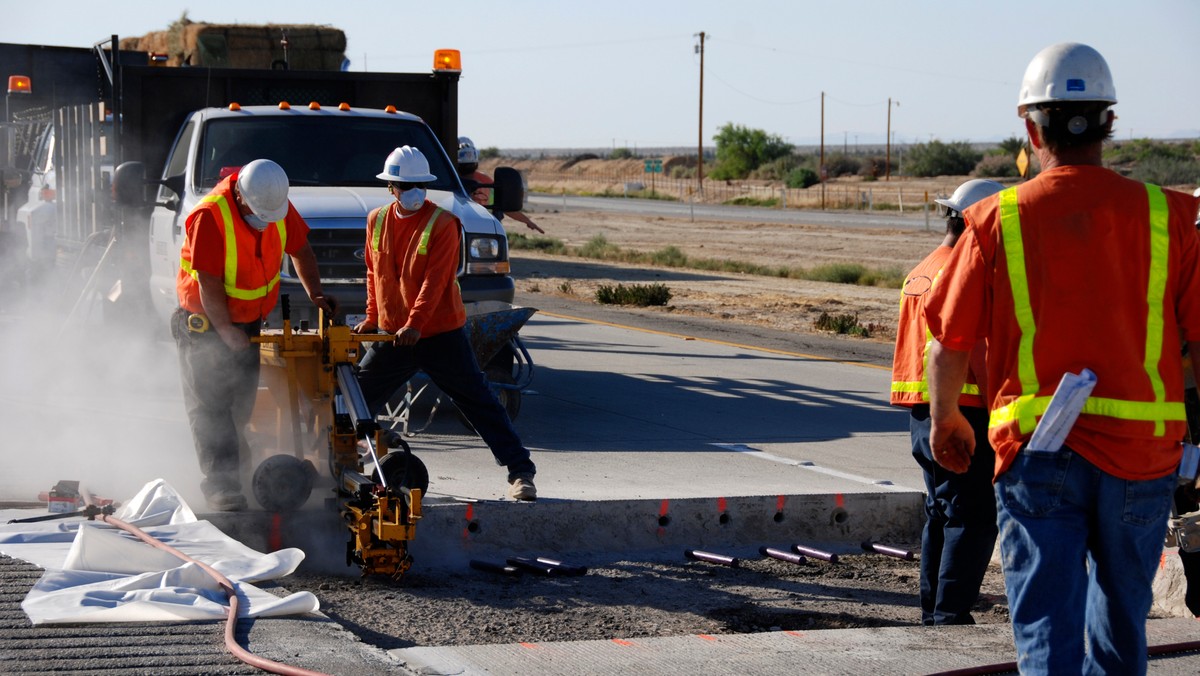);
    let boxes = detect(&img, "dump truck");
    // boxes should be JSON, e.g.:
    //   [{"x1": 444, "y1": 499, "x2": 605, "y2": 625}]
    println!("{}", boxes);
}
[{"x1": 0, "y1": 35, "x2": 524, "y2": 342}]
